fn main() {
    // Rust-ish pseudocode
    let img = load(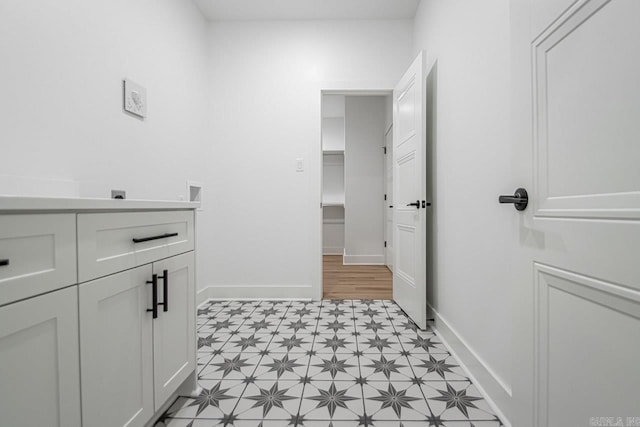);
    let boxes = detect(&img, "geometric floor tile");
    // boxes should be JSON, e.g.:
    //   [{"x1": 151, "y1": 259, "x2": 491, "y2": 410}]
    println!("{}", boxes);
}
[{"x1": 156, "y1": 299, "x2": 503, "y2": 427}]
